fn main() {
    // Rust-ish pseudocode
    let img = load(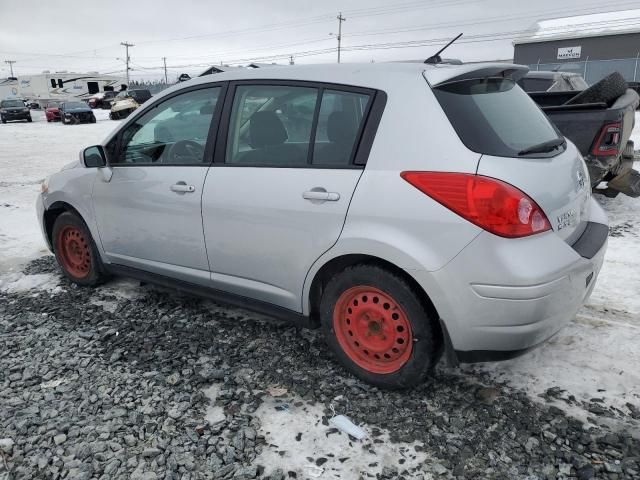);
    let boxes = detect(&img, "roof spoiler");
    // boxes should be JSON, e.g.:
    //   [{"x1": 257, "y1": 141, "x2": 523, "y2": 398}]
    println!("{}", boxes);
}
[{"x1": 425, "y1": 63, "x2": 530, "y2": 87}]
